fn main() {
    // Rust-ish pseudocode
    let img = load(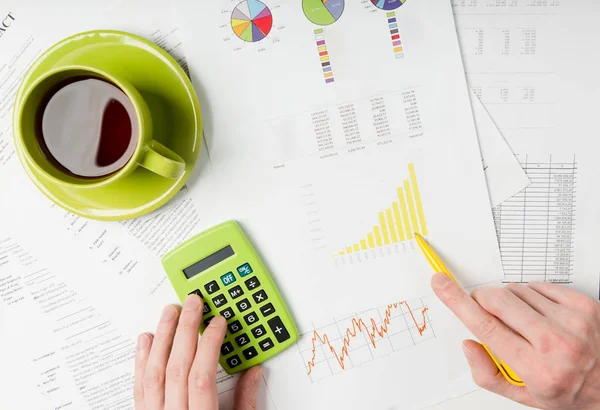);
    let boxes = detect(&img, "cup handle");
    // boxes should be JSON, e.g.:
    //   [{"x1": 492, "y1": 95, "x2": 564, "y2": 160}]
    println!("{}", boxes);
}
[{"x1": 139, "y1": 140, "x2": 186, "y2": 179}]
